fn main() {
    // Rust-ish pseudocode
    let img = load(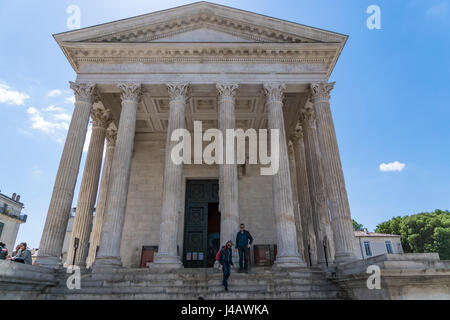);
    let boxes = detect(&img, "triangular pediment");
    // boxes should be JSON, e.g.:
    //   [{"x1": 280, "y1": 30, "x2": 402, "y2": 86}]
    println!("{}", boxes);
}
[{"x1": 55, "y1": 2, "x2": 347, "y2": 44}]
